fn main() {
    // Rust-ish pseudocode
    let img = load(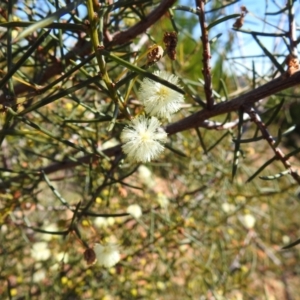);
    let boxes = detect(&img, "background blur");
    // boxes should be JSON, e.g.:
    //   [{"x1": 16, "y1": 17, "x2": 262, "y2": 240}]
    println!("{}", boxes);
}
[{"x1": 1, "y1": 0, "x2": 300, "y2": 299}]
